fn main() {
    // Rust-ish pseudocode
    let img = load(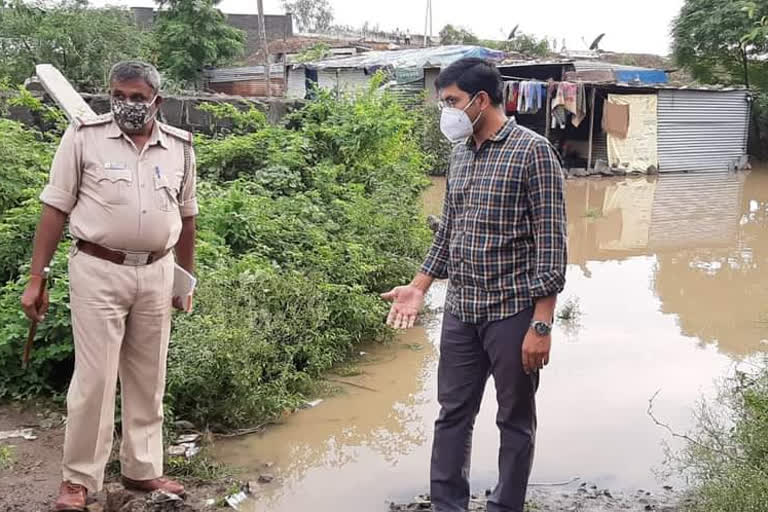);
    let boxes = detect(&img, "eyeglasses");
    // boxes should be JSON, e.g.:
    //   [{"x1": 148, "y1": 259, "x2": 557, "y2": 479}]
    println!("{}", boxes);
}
[
  {"x1": 437, "y1": 98, "x2": 460, "y2": 110},
  {"x1": 437, "y1": 93, "x2": 479, "y2": 110}
]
